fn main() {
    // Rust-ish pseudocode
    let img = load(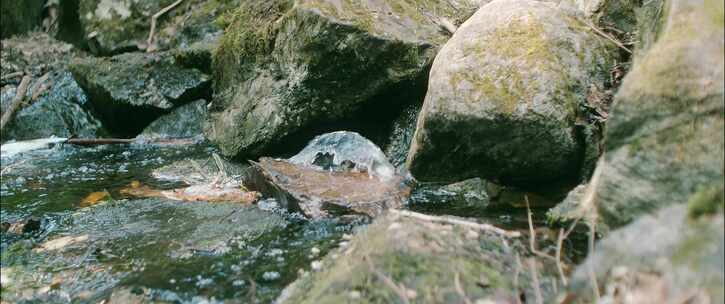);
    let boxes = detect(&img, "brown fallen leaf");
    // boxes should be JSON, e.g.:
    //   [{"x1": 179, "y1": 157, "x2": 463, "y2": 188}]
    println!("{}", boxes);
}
[{"x1": 80, "y1": 191, "x2": 111, "y2": 207}]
